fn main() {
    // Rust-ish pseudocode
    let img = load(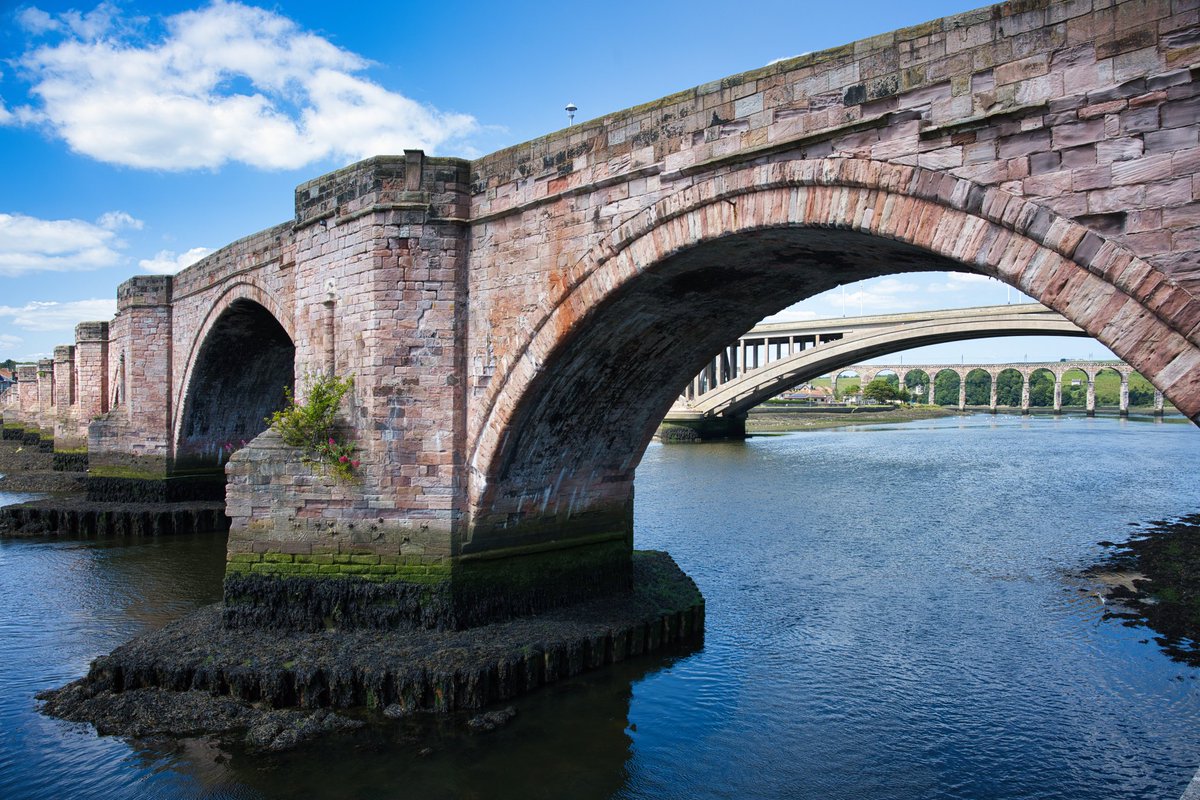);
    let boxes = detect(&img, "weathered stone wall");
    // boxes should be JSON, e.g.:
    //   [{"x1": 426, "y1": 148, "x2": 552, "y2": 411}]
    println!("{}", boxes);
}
[
  {"x1": 52, "y1": 345, "x2": 78, "y2": 446},
  {"x1": 88, "y1": 276, "x2": 173, "y2": 475},
  {"x1": 74, "y1": 321, "x2": 109, "y2": 436}
]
